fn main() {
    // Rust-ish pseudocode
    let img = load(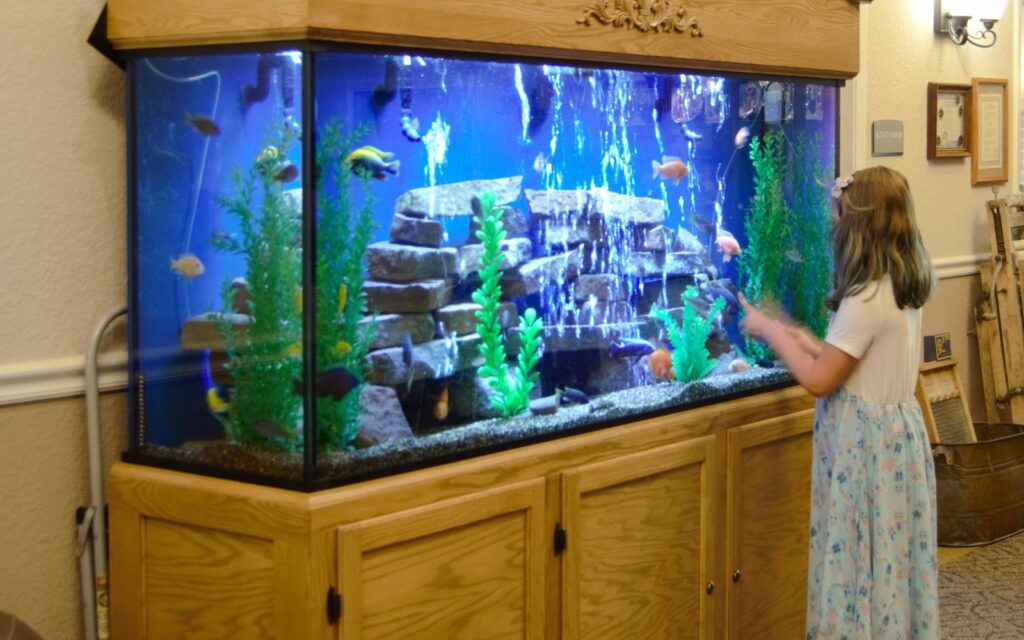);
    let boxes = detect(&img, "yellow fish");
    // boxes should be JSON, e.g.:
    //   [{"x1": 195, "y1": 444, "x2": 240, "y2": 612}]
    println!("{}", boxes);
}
[
  {"x1": 294, "y1": 287, "x2": 303, "y2": 314},
  {"x1": 353, "y1": 145, "x2": 394, "y2": 161},
  {"x1": 170, "y1": 254, "x2": 205, "y2": 280},
  {"x1": 338, "y1": 284, "x2": 348, "y2": 314},
  {"x1": 285, "y1": 342, "x2": 303, "y2": 358},
  {"x1": 206, "y1": 387, "x2": 230, "y2": 413},
  {"x1": 334, "y1": 341, "x2": 352, "y2": 357}
]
